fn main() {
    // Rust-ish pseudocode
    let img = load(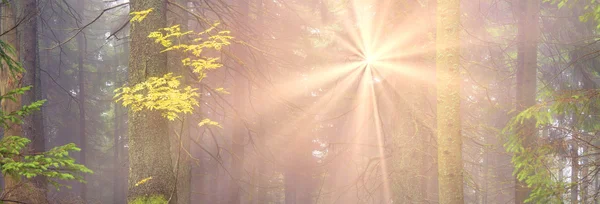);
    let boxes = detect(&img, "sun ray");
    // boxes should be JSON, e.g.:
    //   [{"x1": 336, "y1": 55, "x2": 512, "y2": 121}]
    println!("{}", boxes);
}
[
  {"x1": 367, "y1": 71, "x2": 392, "y2": 203},
  {"x1": 268, "y1": 66, "x2": 366, "y2": 136}
]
